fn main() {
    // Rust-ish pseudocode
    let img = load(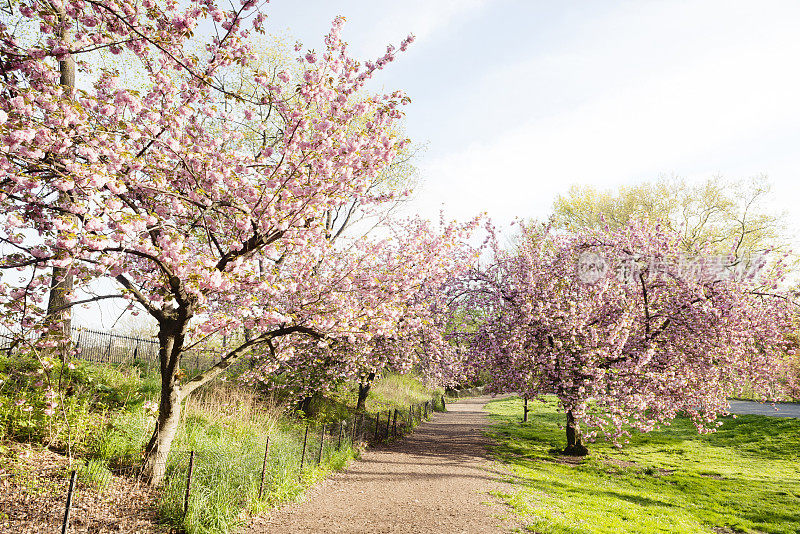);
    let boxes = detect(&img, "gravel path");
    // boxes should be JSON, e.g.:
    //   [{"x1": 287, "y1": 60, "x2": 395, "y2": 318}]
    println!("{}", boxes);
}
[
  {"x1": 728, "y1": 399, "x2": 800, "y2": 418},
  {"x1": 241, "y1": 395, "x2": 515, "y2": 534}
]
